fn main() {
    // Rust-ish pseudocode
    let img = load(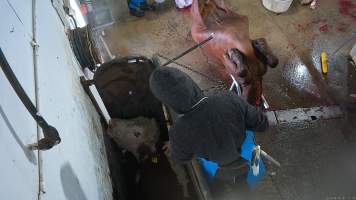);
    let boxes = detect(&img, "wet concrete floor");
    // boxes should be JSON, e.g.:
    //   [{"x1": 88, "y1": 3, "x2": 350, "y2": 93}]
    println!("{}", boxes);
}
[
  {"x1": 100, "y1": 0, "x2": 356, "y2": 110},
  {"x1": 89, "y1": 0, "x2": 356, "y2": 199},
  {"x1": 217, "y1": 105, "x2": 356, "y2": 200}
]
